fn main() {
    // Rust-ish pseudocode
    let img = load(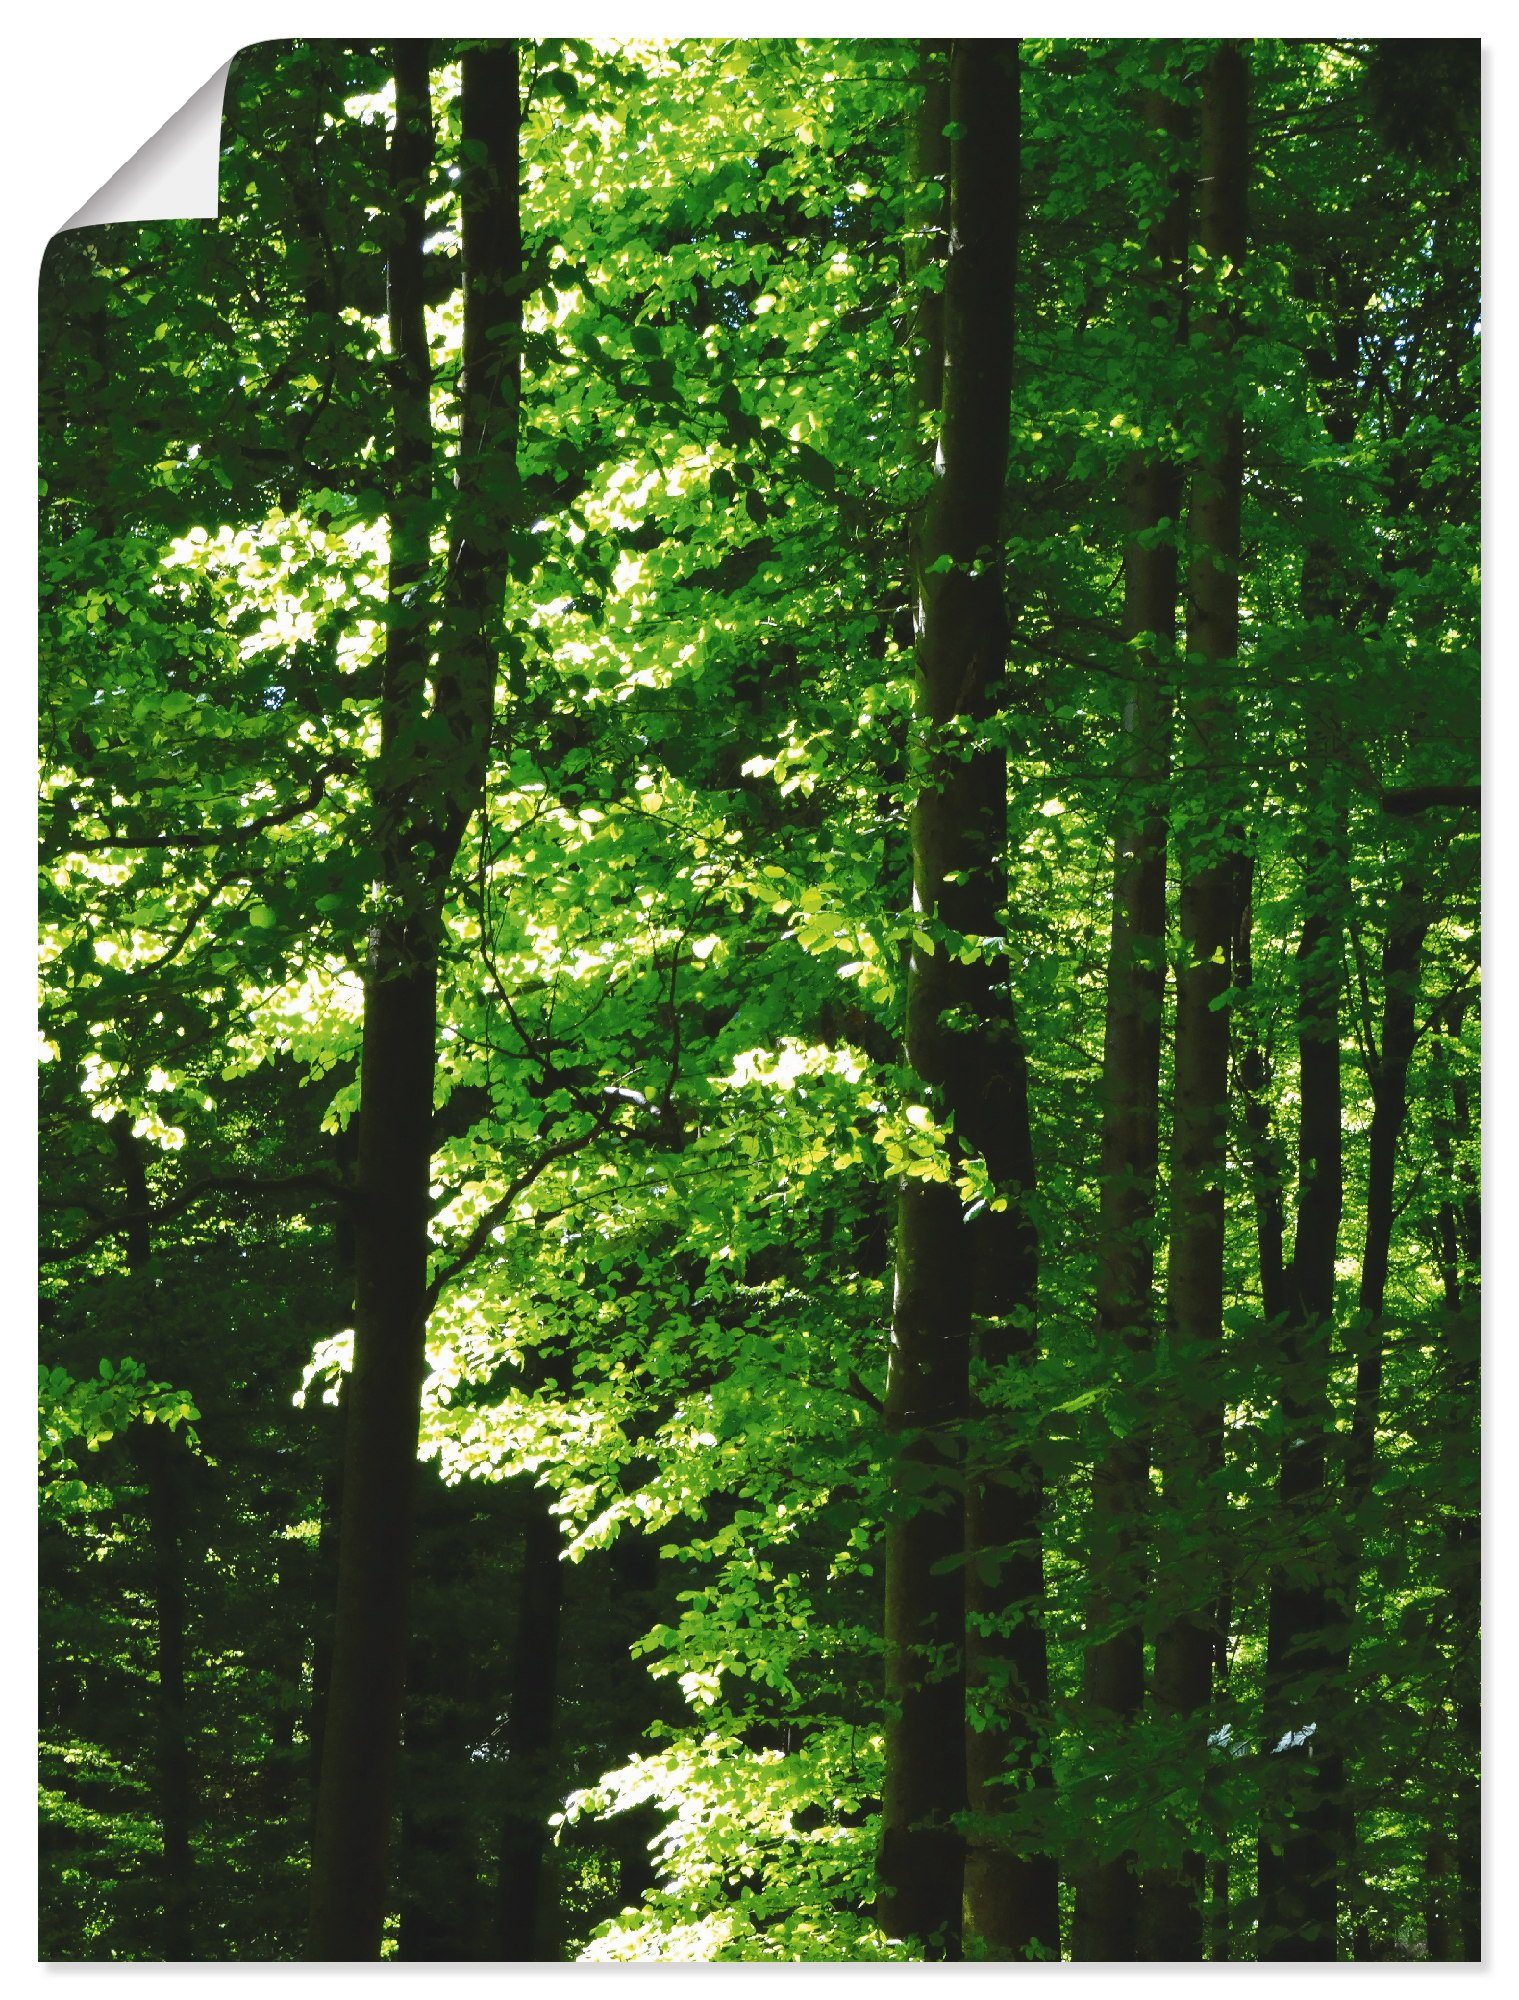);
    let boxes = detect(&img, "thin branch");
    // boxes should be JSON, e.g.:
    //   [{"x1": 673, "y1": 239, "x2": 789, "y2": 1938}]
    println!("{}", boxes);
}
[
  {"x1": 40, "y1": 1169, "x2": 350, "y2": 1265},
  {"x1": 425, "y1": 1099, "x2": 625, "y2": 1306},
  {"x1": 1381, "y1": 783, "x2": 1479, "y2": 818},
  {"x1": 1346, "y1": 925, "x2": 1380, "y2": 1081},
  {"x1": 55, "y1": 761, "x2": 349, "y2": 855}
]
